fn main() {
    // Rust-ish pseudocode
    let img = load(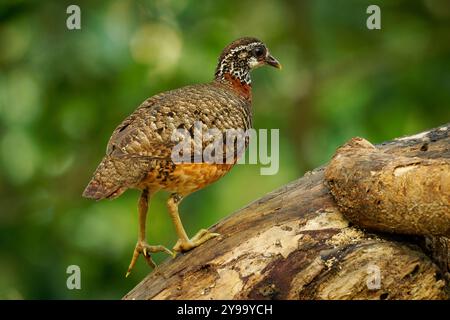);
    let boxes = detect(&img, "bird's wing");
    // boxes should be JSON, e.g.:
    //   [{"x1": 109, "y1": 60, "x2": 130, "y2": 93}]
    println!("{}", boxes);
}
[
  {"x1": 106, "y1": 95, "x2": 175, "y2": 160},
  {"x1": 105, "y1": 83, "x2": 251, "y2": 161}
]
